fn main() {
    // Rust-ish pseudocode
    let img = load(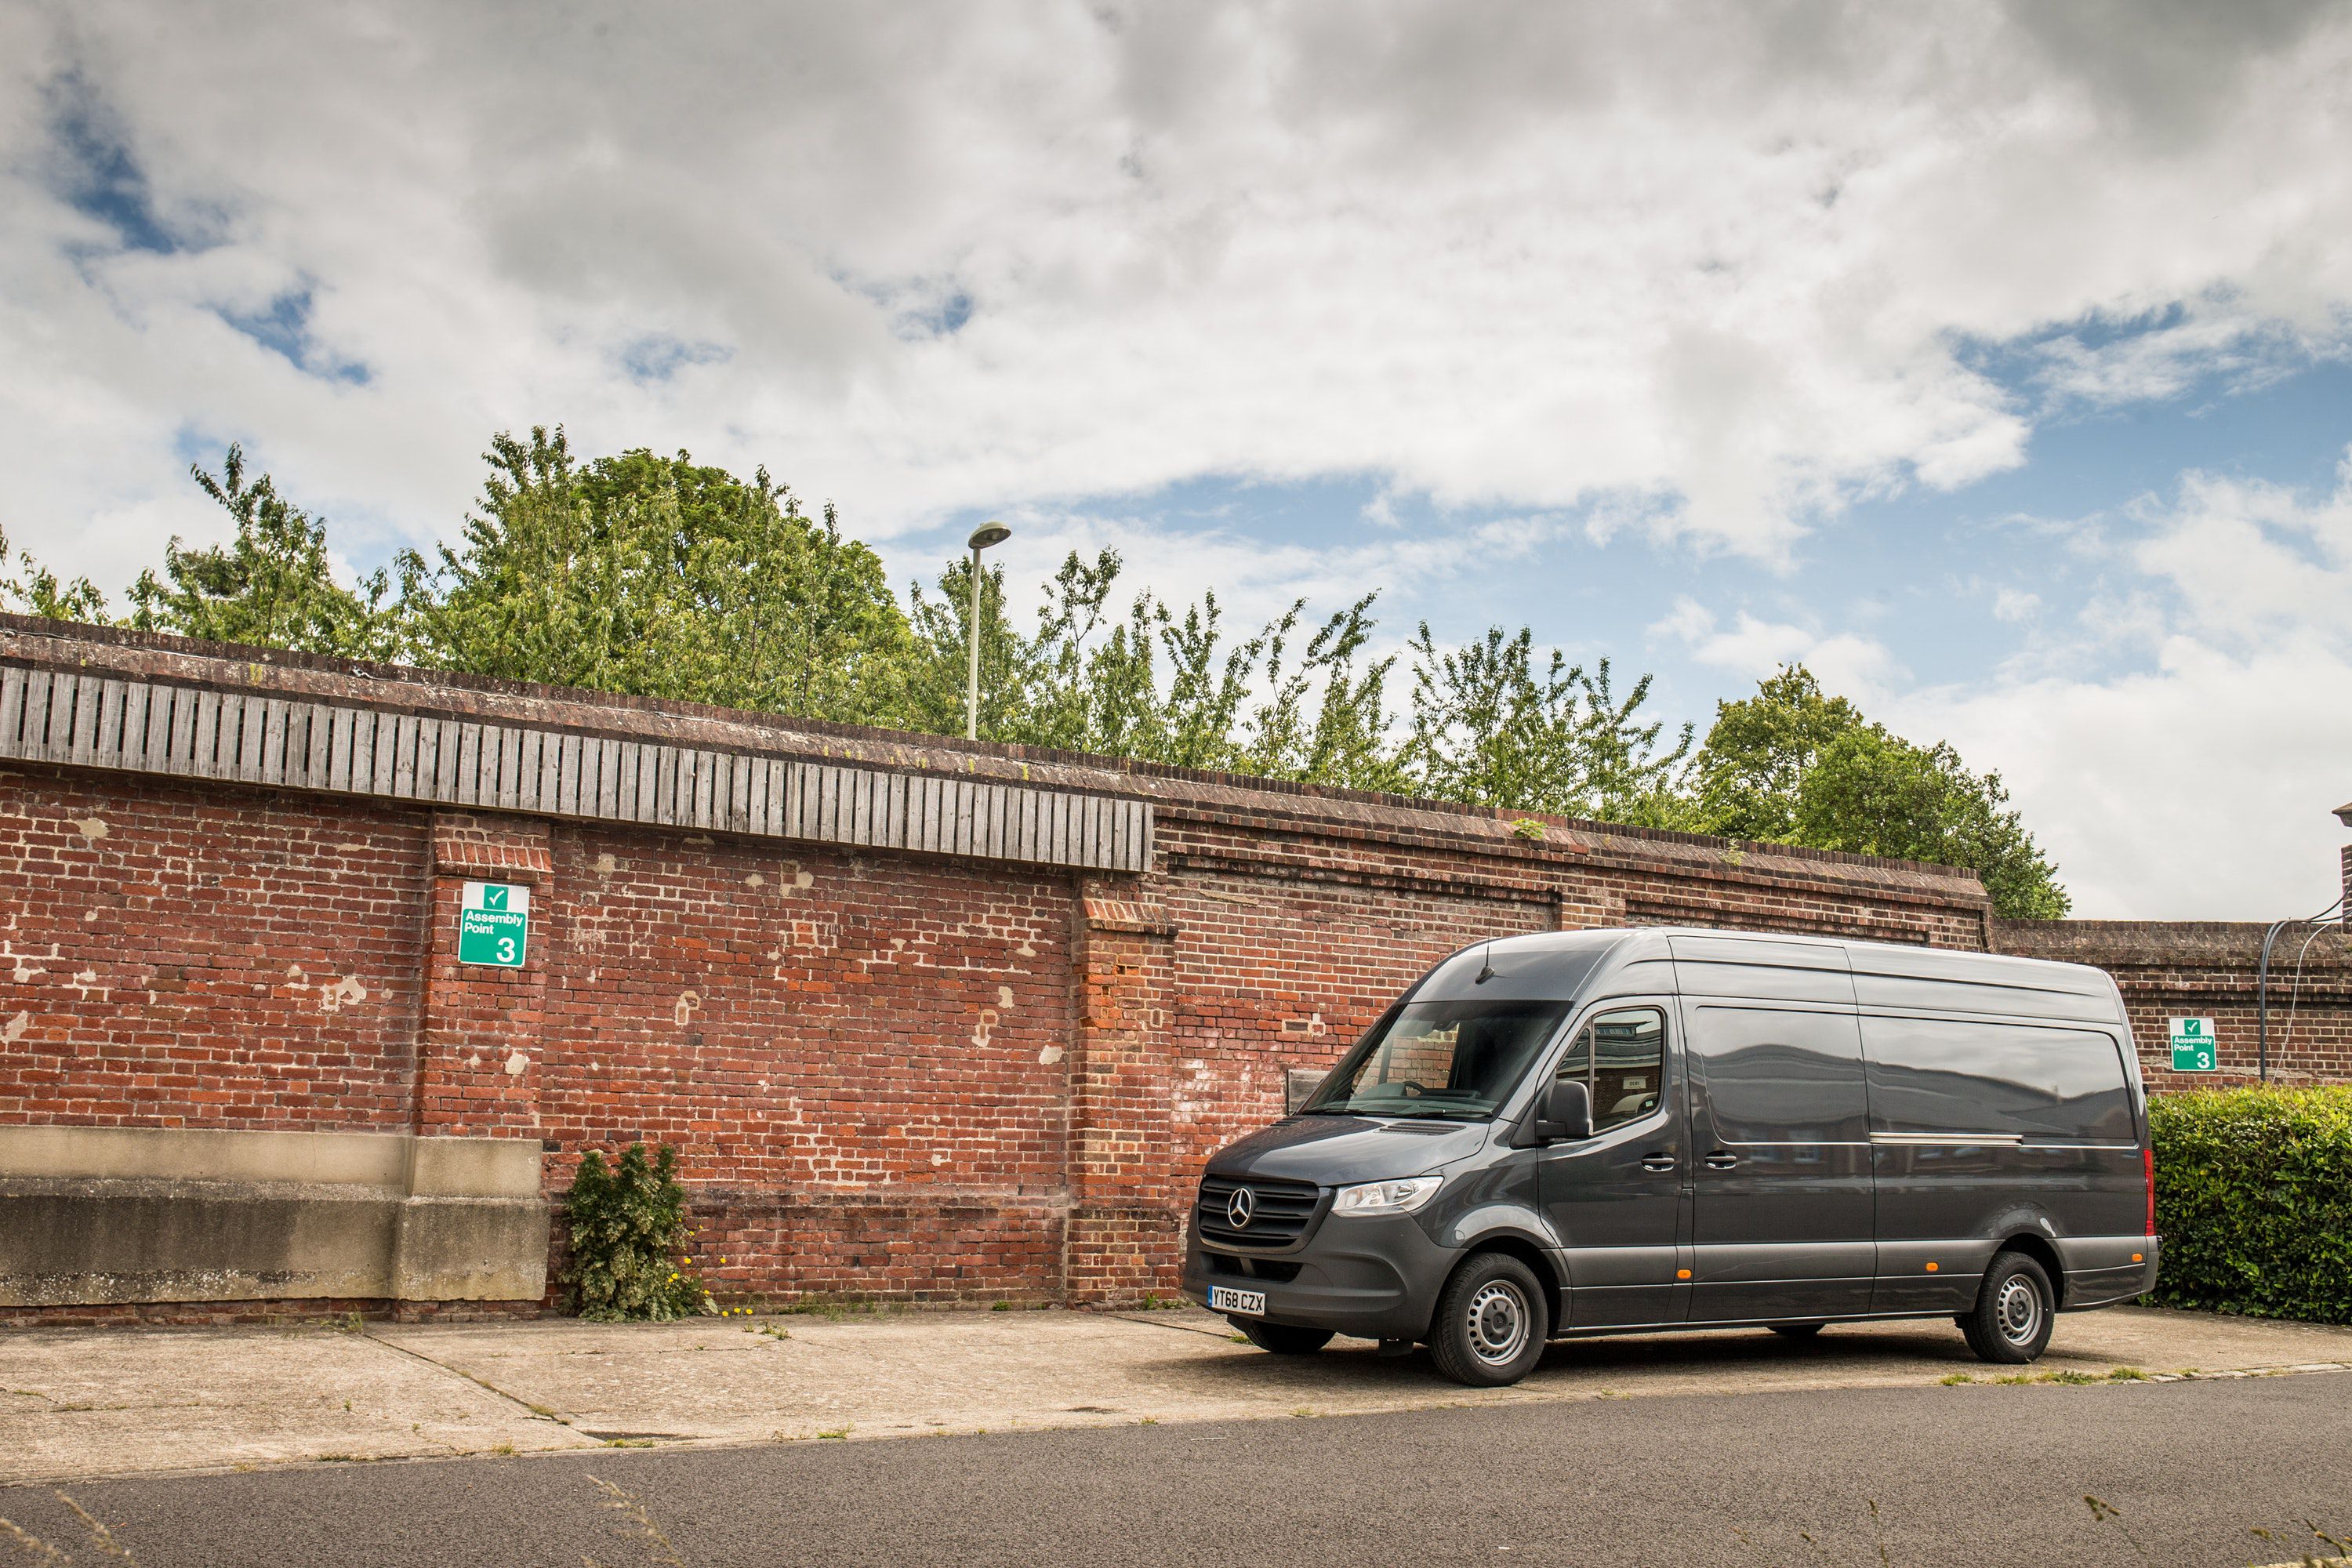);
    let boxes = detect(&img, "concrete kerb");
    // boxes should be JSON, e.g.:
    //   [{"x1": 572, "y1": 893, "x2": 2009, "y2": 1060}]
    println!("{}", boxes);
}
[{"x1": 5, "y1": 1305, "x2": 2352, "y2": 1488}]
